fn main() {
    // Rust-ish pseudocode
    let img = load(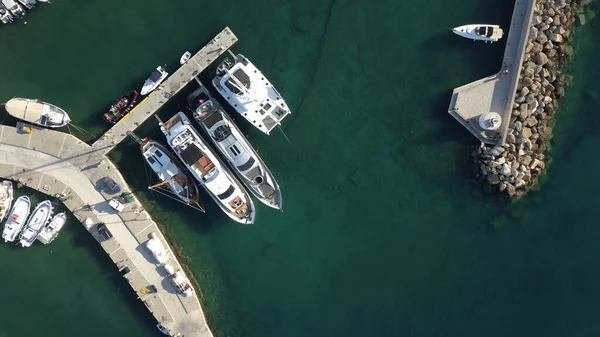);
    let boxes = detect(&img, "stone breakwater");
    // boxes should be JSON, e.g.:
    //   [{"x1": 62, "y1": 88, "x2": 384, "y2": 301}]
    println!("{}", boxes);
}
[{"x1": 474, "y1": 0, "x2": 585, "y2": 197}]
